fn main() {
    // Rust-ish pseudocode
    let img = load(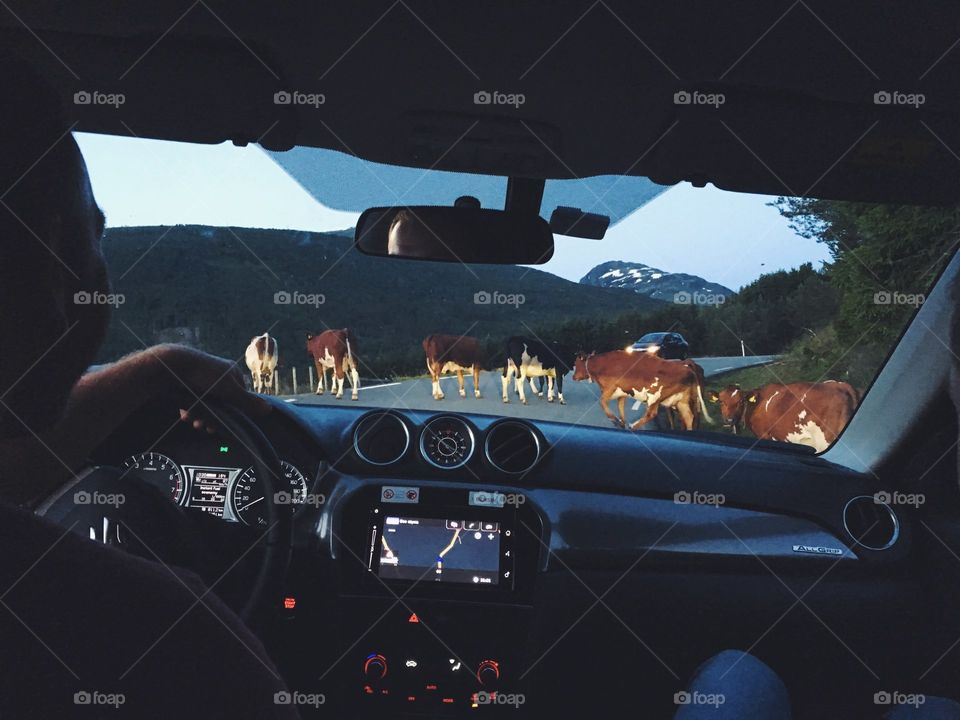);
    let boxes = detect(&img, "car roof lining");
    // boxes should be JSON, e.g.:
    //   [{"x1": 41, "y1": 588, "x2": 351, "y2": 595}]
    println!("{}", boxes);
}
[{"x1": 2, "y1": 2, "x2": 960, "y2": 205}]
